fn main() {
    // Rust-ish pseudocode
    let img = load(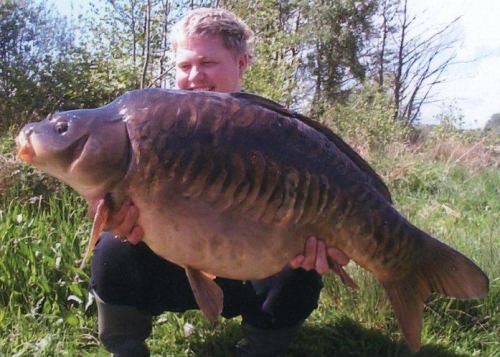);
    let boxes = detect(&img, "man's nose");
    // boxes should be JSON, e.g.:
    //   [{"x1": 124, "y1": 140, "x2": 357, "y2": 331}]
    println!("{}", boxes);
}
[{"x1": 188, "y1": 66, "x2": 204, "y2": 82}]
